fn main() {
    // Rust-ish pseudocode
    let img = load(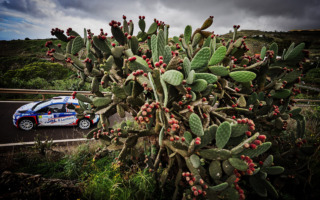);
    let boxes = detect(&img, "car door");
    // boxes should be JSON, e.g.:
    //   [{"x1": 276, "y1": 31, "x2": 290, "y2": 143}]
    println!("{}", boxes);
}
[{"x1": 49, "y1": 103, "x2": 77, "y2": 126}]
